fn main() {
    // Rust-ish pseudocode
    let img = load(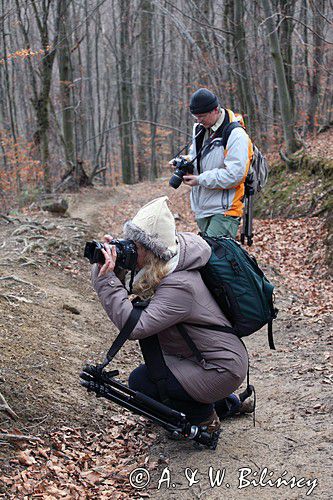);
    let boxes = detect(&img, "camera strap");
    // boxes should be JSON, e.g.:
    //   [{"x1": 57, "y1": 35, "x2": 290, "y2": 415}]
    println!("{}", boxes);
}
[
  {"x1": 99, "y1": 299, "x2": 172, "y2": 406},
  {"x1": 127, "y1": 267, "x2": 136, "y2": 294},
  {"x1": 100, "y1": 300, "x2": 149, "y2": 369}
]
